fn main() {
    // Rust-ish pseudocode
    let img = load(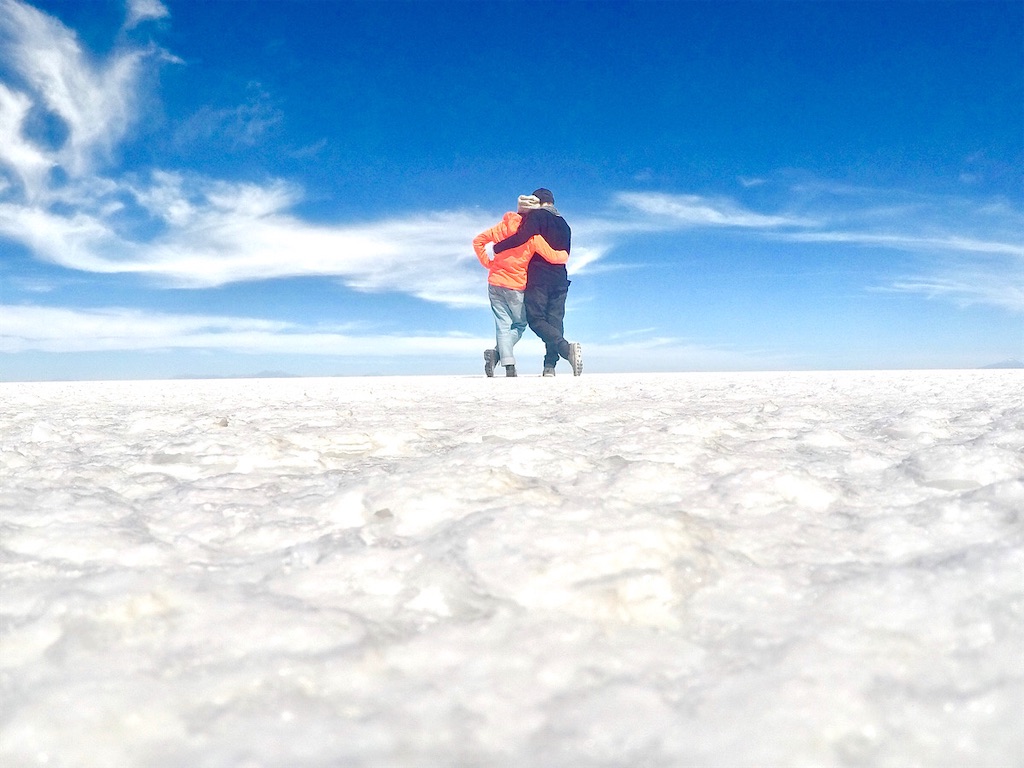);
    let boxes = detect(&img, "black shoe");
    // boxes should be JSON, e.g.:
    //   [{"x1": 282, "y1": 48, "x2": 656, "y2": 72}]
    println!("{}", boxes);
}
[
  {"x1": 542, "y1": 367, "x2": 556, "y2": 377},
  {"x1": 484, "y1": 349, "x2": 497, "y2": 377},
  {"x1": 505, "y1": 365, "x2": 517, "y2": 377}
]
